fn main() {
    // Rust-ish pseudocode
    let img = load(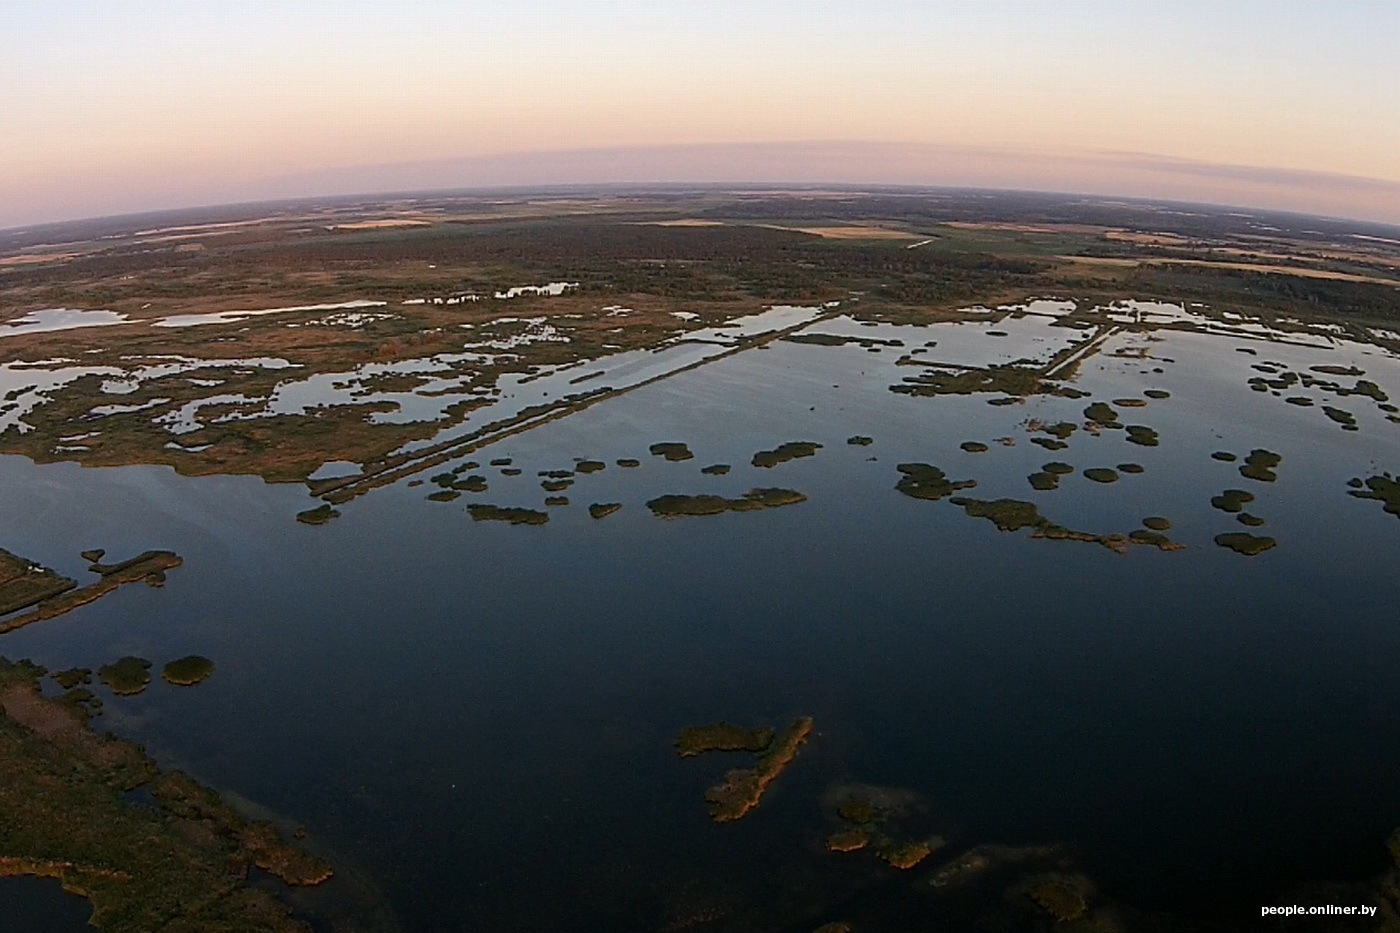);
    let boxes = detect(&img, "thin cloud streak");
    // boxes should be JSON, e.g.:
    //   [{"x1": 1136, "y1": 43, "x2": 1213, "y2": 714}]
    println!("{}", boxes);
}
[{"x1": 252, "y1": 142, "x2": 1400, "y2": 226}]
